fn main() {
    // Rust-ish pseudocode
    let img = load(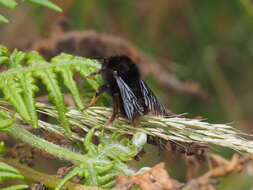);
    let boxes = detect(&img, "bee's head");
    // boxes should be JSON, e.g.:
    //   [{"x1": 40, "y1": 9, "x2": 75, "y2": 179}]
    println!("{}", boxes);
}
[
  {"x1": 99, "y1": 55, "x2": 140, "y2": 84},
  {"x1": 104, "y1": 55, "x2": 139, "y2": 73}
]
